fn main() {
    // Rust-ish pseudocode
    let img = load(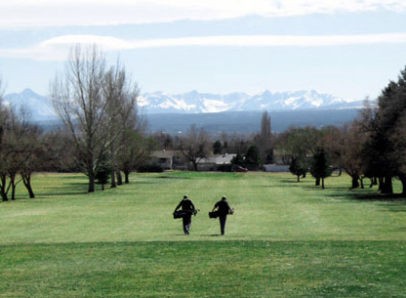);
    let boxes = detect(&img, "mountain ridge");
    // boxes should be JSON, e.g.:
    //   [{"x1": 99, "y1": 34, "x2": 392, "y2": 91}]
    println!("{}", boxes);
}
[{"x1": 4, "y1": 88, "x2": 366, "y2": 121}]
